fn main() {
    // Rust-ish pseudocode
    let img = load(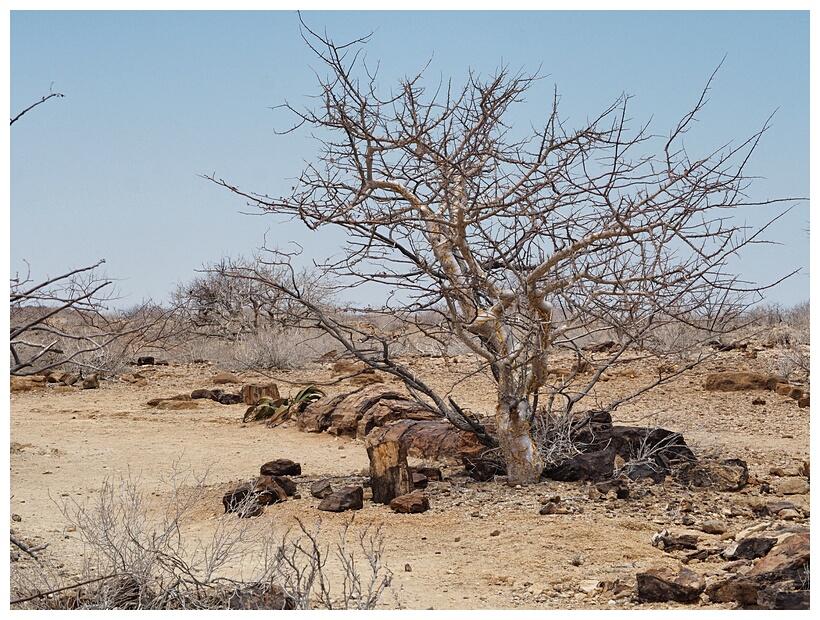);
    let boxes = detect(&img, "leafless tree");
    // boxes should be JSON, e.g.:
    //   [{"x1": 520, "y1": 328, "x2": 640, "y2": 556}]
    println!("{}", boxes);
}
[
  {"x1": 10, "y1": 260, "x2": 179, "y2": 376},
  {"x1": 209, "y1": 21, "x2": 801, "y2": 484},
  {"x1": 172, "y1": 256, "x2": 335, "y2": 341}
]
